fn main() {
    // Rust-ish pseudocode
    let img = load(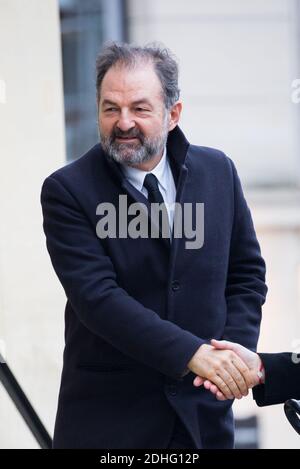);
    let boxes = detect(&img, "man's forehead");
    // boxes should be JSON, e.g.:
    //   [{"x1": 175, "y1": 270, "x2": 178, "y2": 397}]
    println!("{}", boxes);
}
[
  {"x1": 101, "y1": 63, "x2": 162, "y2": 99},
  {"x1": 102, "y1": 96, "x2": 153, "y2": 106}
]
